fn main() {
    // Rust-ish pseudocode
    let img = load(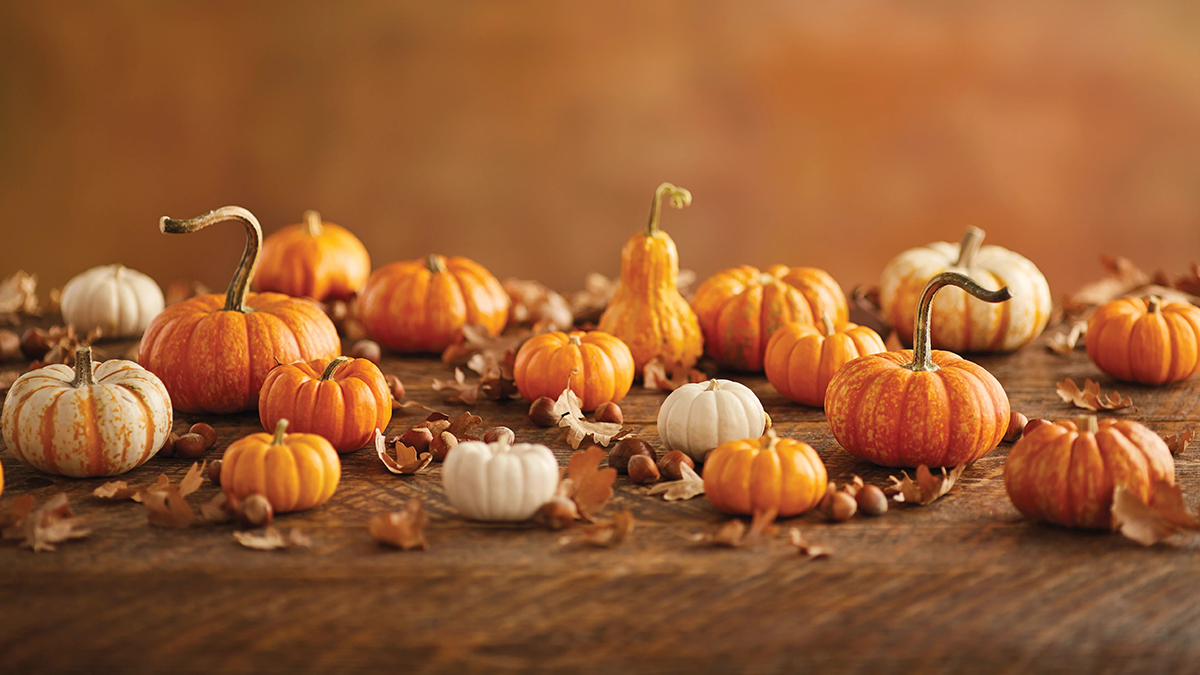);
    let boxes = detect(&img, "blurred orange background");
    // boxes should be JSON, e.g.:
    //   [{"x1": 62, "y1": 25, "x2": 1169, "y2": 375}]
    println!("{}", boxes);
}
[{"x1": 1, "y1": 2, "x2": 1197, "y2": 299}]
